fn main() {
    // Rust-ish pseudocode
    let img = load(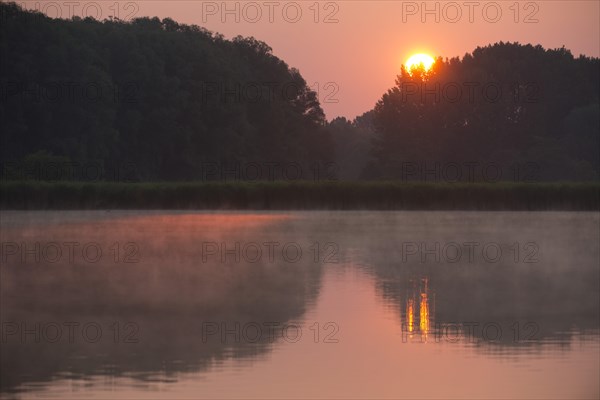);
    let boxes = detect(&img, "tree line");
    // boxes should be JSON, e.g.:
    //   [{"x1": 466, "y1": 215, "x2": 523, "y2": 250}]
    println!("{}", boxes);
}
[{"x1": 1, "y1": 3, "x2": 598, "y2": 182}]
